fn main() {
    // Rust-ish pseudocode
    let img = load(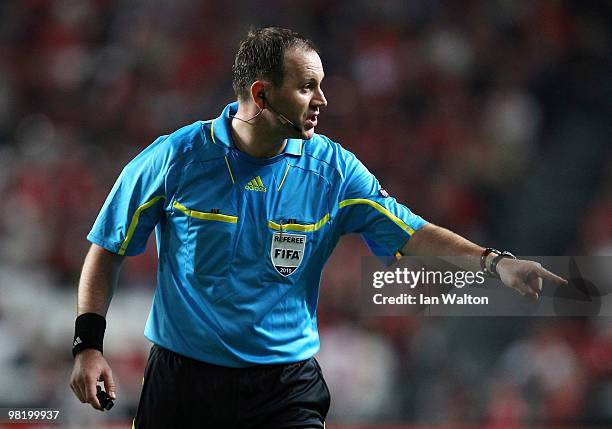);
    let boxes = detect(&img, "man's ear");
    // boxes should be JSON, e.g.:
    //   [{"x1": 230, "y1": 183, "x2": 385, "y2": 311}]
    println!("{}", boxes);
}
[{"x1": 250, "y1": 81, "x2": 267, "y2": 110}]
